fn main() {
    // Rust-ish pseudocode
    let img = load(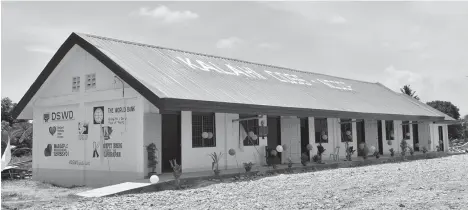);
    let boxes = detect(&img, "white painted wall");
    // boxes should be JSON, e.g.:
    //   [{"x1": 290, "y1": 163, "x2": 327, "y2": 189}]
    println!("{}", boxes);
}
[
  {"x1": 180, "y1": 112, "x2": 267, "y2": 173},
  {"x1": 30, "y1": 45, "x2": 145, "y2": 187}
]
